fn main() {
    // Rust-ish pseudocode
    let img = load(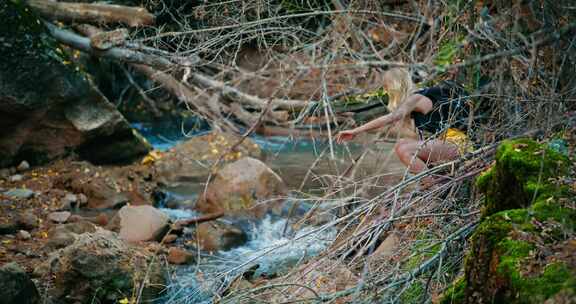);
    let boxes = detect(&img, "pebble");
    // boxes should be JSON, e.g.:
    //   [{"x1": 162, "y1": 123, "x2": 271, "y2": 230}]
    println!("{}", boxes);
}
[
  {"x1": 16, "y1": 161, "x2": 30, "y2": 172},
  {"x1": 3, "y1": 188, "x2": 35, "y2": 199},
  {"x1": 48, "y1": 211, "x2": 71, "y2": 224},
  {"x1": 8, "y1": 175, "x2": 24, "y2": 182},
  {"x1": 16, "y1": 230, "x2": 31, "y2": 241}
]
